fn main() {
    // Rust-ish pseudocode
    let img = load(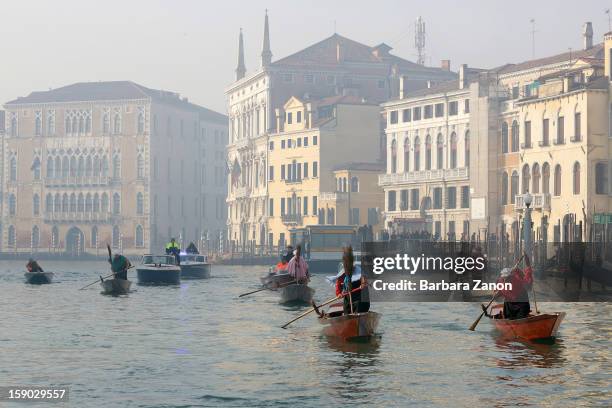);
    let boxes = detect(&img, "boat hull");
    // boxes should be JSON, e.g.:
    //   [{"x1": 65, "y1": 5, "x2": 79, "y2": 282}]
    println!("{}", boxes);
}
[
  {"x1": 260, "y1": 272, "x2": 294, "y2": 287},
  {"x1": 101, "y1": 278, "x2": 131, "y2": 295},
  {"x1": 24, "y1": 272, "x2": 54, "y2": 284},
  {"x1": 489, "y1": 304, "x2": 565, "y2": 341},
  {"x1": 278, "y1": 284, "x2": 315, "y2": 304},
  {"x1": 180, "y1": 263, "x2": 211, "y2": 279},
  {"x1": 320, "y1": 311, "x2": 380, "y2": 341},
  {"x1": 136, "y1": 267, "x2": 181, "y2": 284}
]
